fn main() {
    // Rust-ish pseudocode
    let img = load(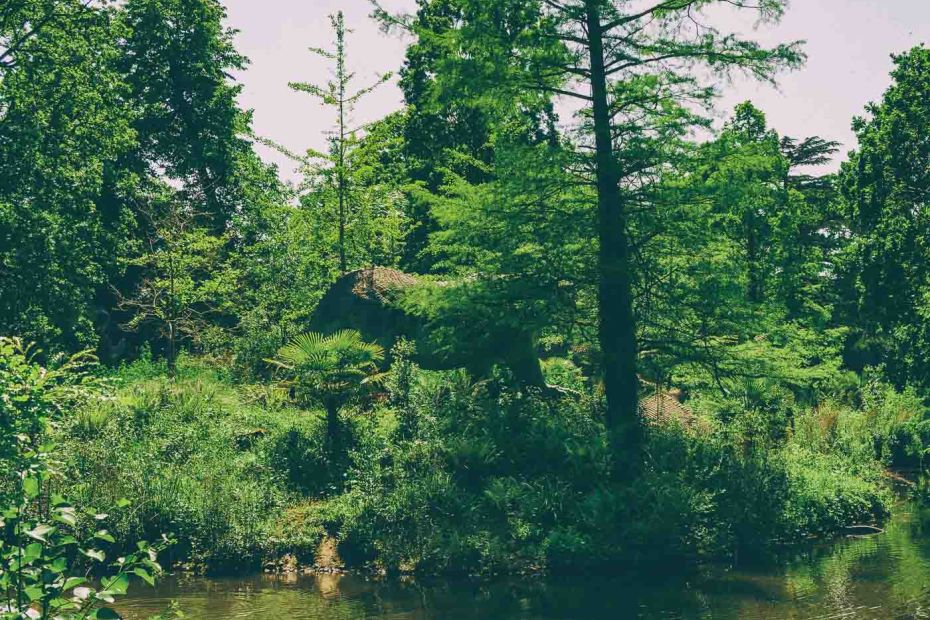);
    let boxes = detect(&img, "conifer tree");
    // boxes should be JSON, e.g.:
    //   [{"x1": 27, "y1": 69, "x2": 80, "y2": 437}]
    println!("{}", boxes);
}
[
  {"x1": 285, "y1": 11, "x2": 392, "y2": 275},
  {"x1": 377, "y1": 0, "x2": 803, "y2": 477}
]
